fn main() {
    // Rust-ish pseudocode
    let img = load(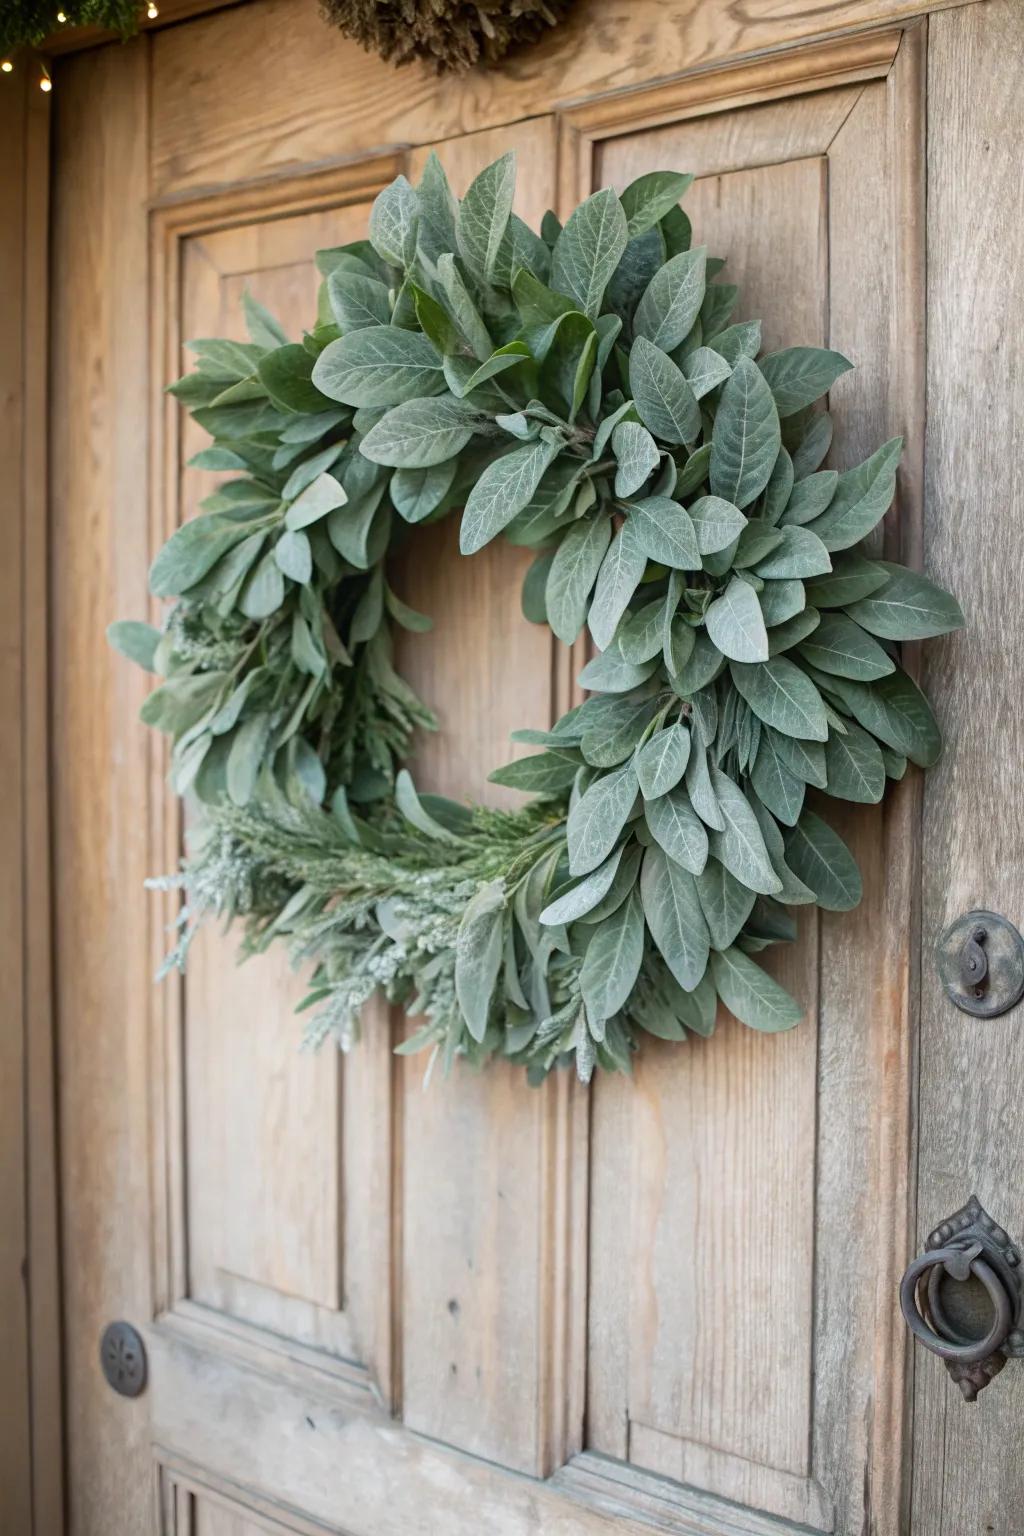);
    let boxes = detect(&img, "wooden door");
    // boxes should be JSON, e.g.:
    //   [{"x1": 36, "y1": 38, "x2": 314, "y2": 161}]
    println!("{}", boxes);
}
[{"x1": 44, "y1": 4, "x2": 1024, "y2": 1535}]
